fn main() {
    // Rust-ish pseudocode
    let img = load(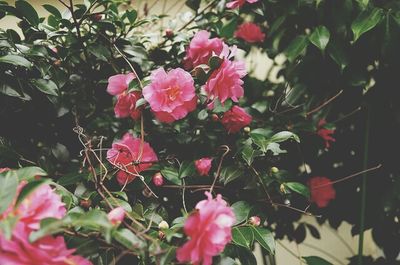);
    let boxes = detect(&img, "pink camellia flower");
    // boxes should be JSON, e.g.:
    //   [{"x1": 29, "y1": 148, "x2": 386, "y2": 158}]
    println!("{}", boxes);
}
[
  {"x1": 107, "y1": 133, "x2": 158, "y2": 185},
  {"x1": 106, "y1": 73, "x2": 136, "y2": 96},
  {"x1": 183, "y1": 30, "x2": 225, "y2": 69},
  {"x1": 235, "y1": 22, "x2": 265, "y2": 43},
  {"x1": 249, "y1": 216, "x2": 261, "y2": 226},
  {"x1": 226, "y1": 0, "x2": 258, "y2": 9},
  {"x1": 204, "y1": 49, "x2": 247, "y2": 104},
  {"x1": 114, "y1": 91, "x2": 142, "y2": 120},
  {"x1": 221, "y1": 106, "x2": 252, "y2": 133},
  {"x1": 317, "y1": 119, "x2": 335, "y2": 149},
  {"x1": 194, "y1": 157, "x2": 213, "y2": 176},
  {"x1": 308, "y1": 176, "x2": 336, "y2": 208},
  {"x1": 143, "y1": 68, "x2": 197, "y2": 123},
  {"x1": 0, "y1": 167, "x2": 10, "y2": 173},
  {"x1": 152, "y1": 172, "x2": 164, "y2": 187},
  {"x1": 107, "y1": 207, "x2": 126, "y2": 225},
  {"x1": 0, "y1": 223, "x2": 92, "y2": 265},
  {"x1": 176, "y1": 192, "x2": 235, "y2": 265}
]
